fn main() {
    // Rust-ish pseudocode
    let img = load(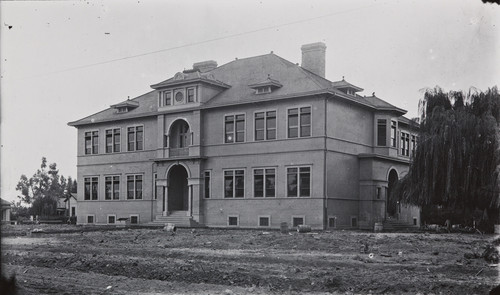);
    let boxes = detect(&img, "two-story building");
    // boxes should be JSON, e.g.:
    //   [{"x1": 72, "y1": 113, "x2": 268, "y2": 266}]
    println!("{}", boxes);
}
[{"x1": 68, "y1": 42, "x2": 419, "y2": 230}]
